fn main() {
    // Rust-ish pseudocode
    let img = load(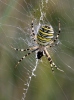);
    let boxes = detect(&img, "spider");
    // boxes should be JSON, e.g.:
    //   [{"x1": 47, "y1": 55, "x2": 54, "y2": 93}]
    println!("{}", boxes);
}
[{"x1": 11, "y1": 20, "x2": 64, "y2": 73}]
